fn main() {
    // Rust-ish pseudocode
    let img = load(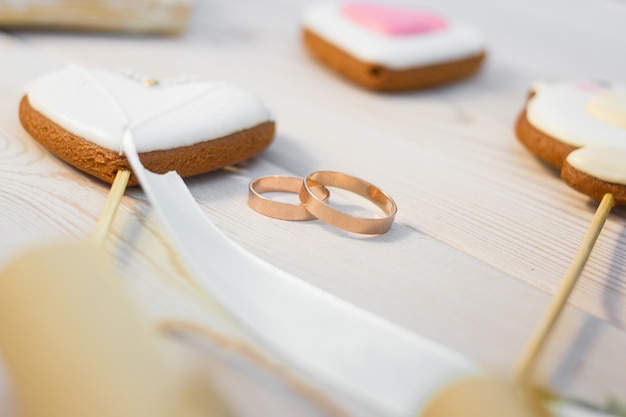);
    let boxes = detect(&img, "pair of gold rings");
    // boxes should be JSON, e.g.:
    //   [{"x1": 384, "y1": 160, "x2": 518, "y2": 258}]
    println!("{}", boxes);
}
[{"x1": 248, "y1": 171, "x2": 397, "y2": 235}]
